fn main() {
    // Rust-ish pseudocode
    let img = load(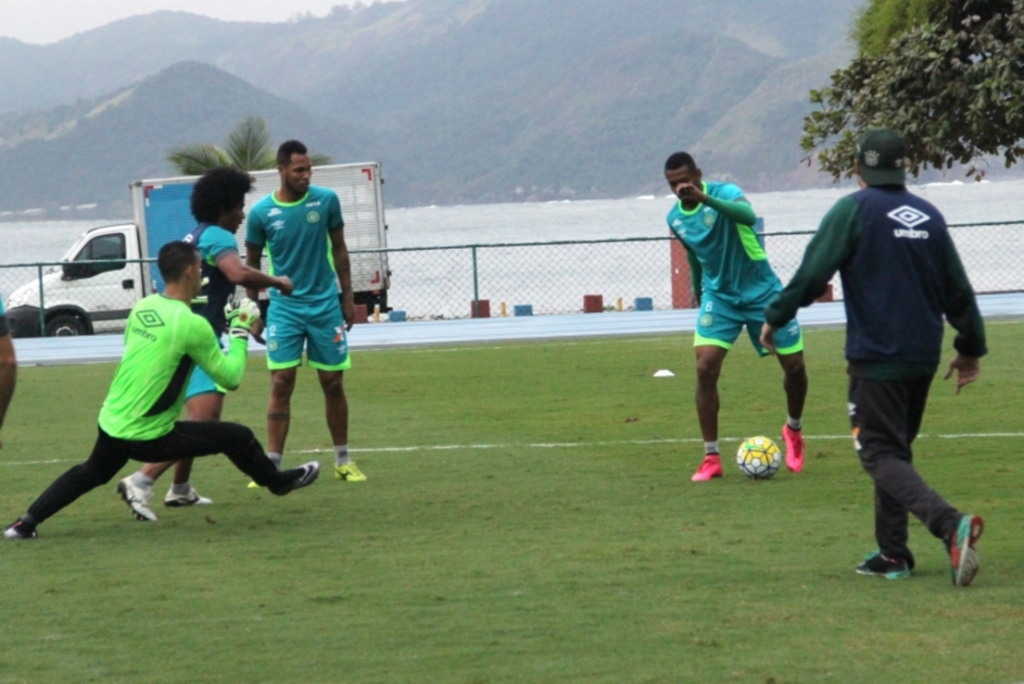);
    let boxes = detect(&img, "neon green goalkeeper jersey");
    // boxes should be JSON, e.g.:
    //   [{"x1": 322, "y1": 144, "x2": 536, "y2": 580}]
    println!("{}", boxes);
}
[{"x1": 98, "y1": 294, "x2": 248, "y2": 440}]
